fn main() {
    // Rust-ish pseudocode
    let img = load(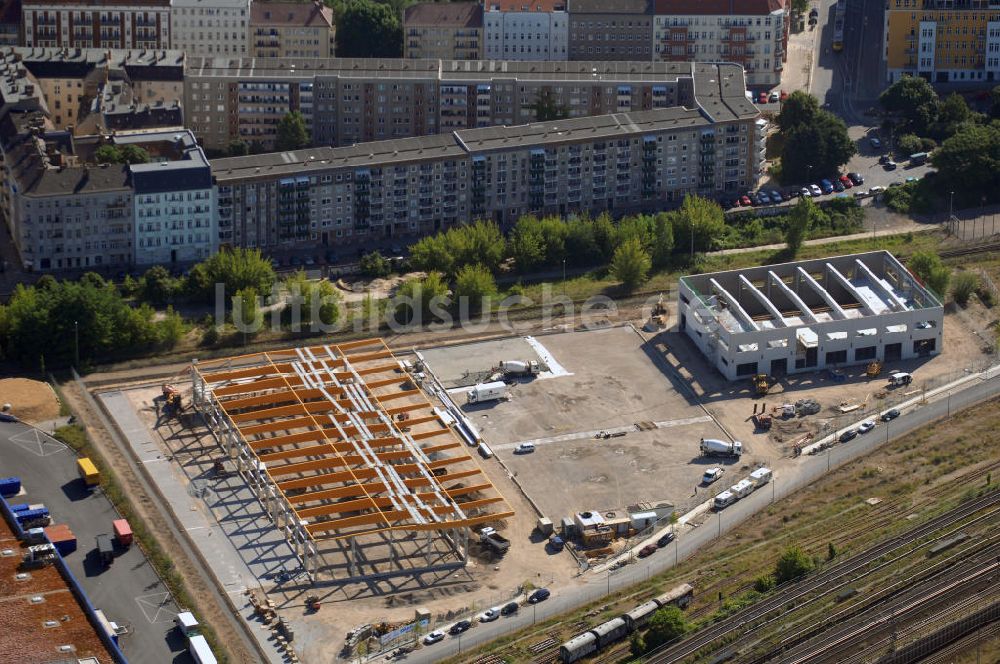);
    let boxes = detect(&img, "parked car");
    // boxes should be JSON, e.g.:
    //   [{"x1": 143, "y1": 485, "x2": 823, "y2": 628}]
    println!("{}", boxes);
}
[
  {"x1": 759, "y1": 91, "x2": 769, "y2": 104},
  {"x1": 290, "y1": 256, "x2": 302, "y2": 266},
  {"x1": 858, "y1": 420, "x2": 876, "y2": 434},
  {"x1": 800, "y1": 187, "x2": 812, "y2": 198},
  {"x1": 820, "y1": 179, "x2": 834, "y2": 194},
  {"x1": 869, "y1": 185, "x2": 886, "y2": 195},
  {"x1": 848, "y1": 172, "x2": 865, "y2": 185},
  {"x1": 809, "y1": 184, "x2": 823, "y2": 196},
  {"x1": 768, "y1": 91, "x2": 779, "y2": 103},
  {"x1": 478, "y1": 608, "x2": 501, "y2": 623},
  {"x1": 769, "y1": 189, "x2": 783, "y2": 202},
  {"x1": 449, "y1": 620, "x2": 472, "y2": 635},
  {"x1": 740, "y1": 195, "x2": 752, "y2": 206},
  {"x1": 787, "y1": 189, "x2": 801, "y2": 198},
  {"x1": 638, "y1": 544, "x2": 658, "y2": 558},
  {"x1": 657, "y1": 532, "x2": 676, "y2": 547},
  {"x1": 702, "y1": 467, "x2": 724, "y2": 485},
  {"x1": 304, "y1": 256, "x2": 316, "y2": 266},
  {"x1": 833, "y1": 180, "x2": 845, "y2": 192},
  {"x1": 839, "y1": 175, "x2": 854, "y2": 188},
  {"x1": 879, "y1": 154, "x2": 890, "y2": 164},
  {"x1": 501, "y1": 602, "x2": 520, "y2": 616},
  {"x1": 906, "y1": 176, "x2": 919, "y2": 183},
  {"x1": 884, "y1": 160, "x2": 898, "y2": 170},
  {"x1": 528, "y1": 588, "x2": 551, "y2": 604},
  {"x1": 423, "y1": 631, "x2": 446, "y2": 645},
  {"x1": 513, "y1": 443, "x2": 536, "y2": 454},
  {"x1": 839, "y1": 428, "x2": 859, "y2": 442},
  {"x1": 869, "y1": 136, "x2": 882, "y2": 149},
  {"x1": 757, "y1": 192, "x2": 772, "y2": 205},
  {"x1": 881, "y1": 408, "x2": 901, "y2": 421}
]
